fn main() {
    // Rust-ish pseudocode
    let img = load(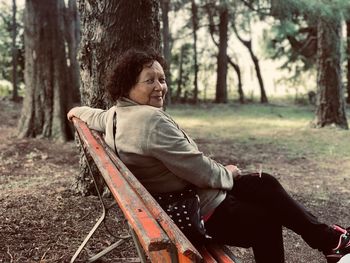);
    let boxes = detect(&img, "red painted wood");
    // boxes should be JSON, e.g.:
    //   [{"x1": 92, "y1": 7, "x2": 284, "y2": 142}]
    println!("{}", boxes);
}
[
  {"x1": 198, "y1": 247, "x2": 218, "y2": 263},
  {"x1": 73, "y1": 118, "x2": 171, "y2": 257},
  {"x1": 149, "y1": 249, "x2": 172, "y2": 262},
  {"x1": 206, "y1": 245, "x2": 237, "y2": 263}
]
